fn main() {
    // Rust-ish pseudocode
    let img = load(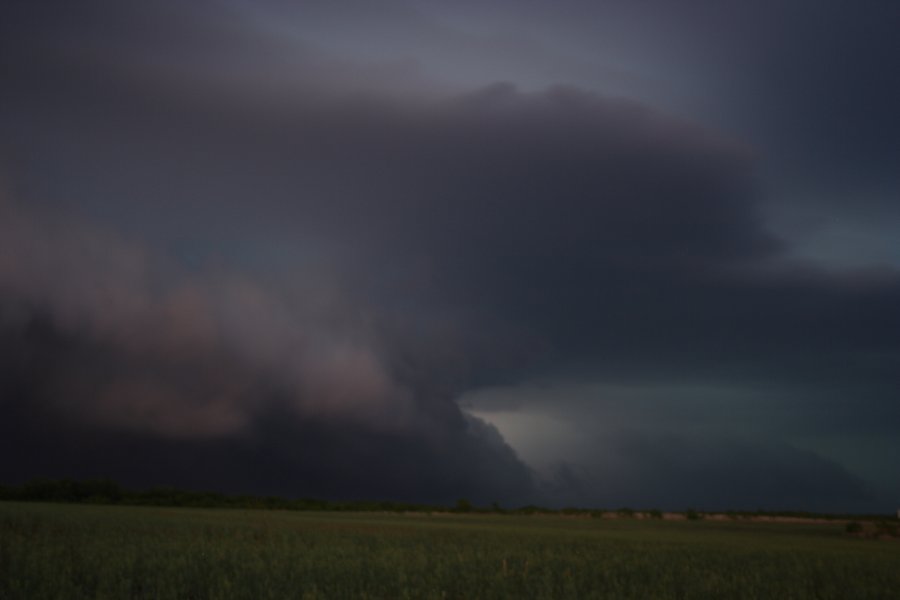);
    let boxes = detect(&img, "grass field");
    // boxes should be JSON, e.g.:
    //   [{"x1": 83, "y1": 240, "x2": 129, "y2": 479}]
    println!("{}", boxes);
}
[{"x1": 1, "y1": 502, "x2": 898, "y2": 599}]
